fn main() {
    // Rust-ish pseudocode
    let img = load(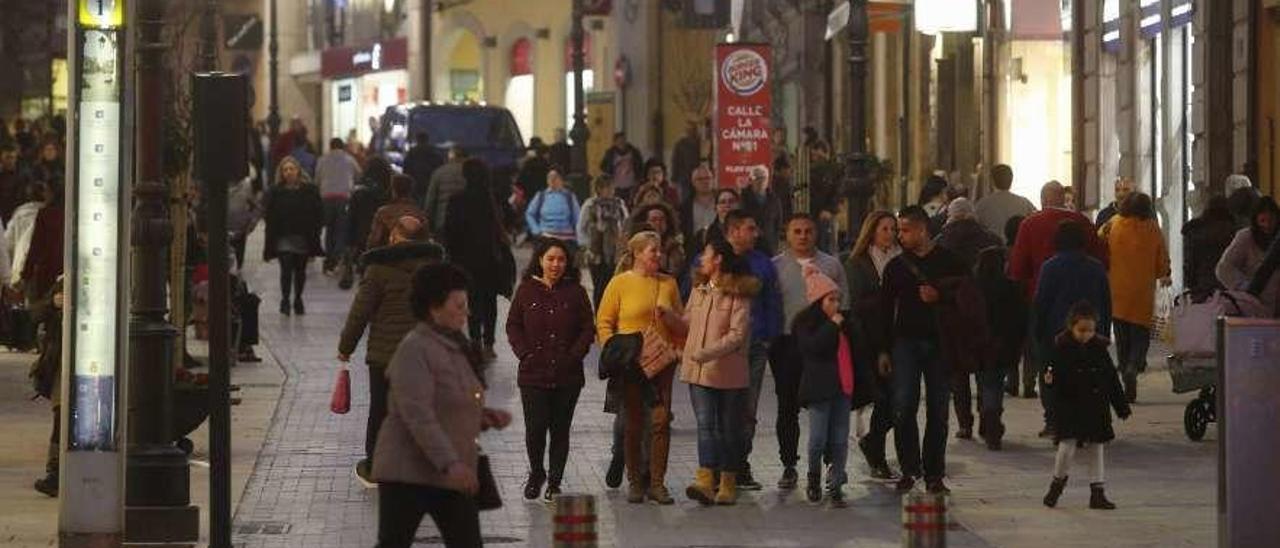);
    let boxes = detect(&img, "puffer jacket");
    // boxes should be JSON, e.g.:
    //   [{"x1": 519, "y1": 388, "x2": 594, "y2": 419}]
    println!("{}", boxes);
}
[
  {"x1": 506, "y1": 277, "x2": 595, "y2": 389},
  {"x1": 338, "y1": 241, "x2": 444, "y2": 366},
  {"x1": 678, "y1": 272, "x2": 759, "y2": 390}
]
